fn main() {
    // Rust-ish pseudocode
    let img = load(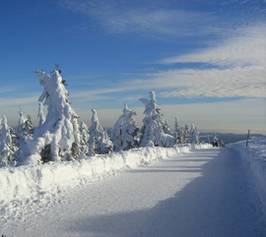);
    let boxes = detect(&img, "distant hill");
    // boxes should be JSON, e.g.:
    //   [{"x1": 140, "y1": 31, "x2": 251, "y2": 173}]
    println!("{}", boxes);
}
[{"x1": 200, "y1": 132, "x2": 265, "y2": 144}]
